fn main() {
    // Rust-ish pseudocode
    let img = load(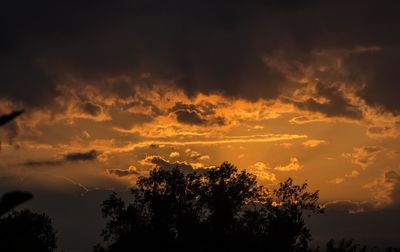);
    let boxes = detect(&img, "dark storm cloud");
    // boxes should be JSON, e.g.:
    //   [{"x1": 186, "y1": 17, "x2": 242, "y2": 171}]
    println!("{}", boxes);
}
[
  {"x1": 170, "y1": 102, "x2": 225, "y2": 126},
  {"x1": 290, "y1": 83, "x2": 363, "y2": 119},
  {"x1": 64, "y1": 150, "x2": 99, "y2": 161},
  {"x1": 22, "y1": 149, "x2": 100, "y2": 167},
  {"x1": 175, "y1": 110, "x2": 206, "y2": 125},
  {"x1": 80, "y1": 102, "x2": 103, "y2": 117},
  {"x1": 1, "y1": 0, "x2": 400, "y2": 116},
  {"x1": 22, "y1": 160, "x2": 63, "y2": 167},
  {"x1": 344, "y1": 47, "x2": 400, "y2": 114}
]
